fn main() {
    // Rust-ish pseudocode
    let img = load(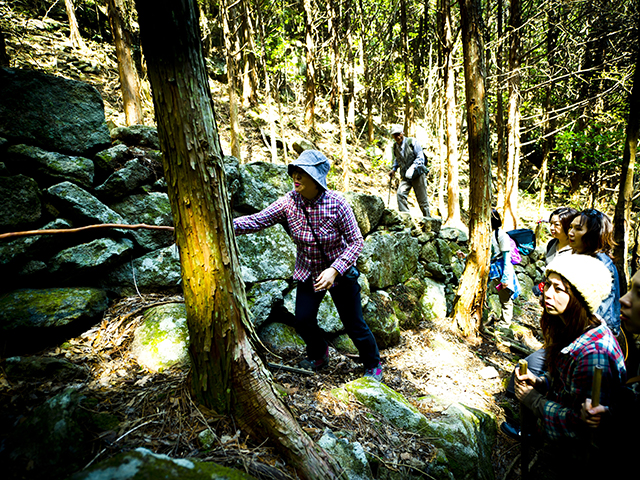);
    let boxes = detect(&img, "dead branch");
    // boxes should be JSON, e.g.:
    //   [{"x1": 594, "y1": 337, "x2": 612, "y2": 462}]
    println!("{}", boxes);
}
[{"x1": 0, "y1": 223, "x2": 175, "y2": 240}]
